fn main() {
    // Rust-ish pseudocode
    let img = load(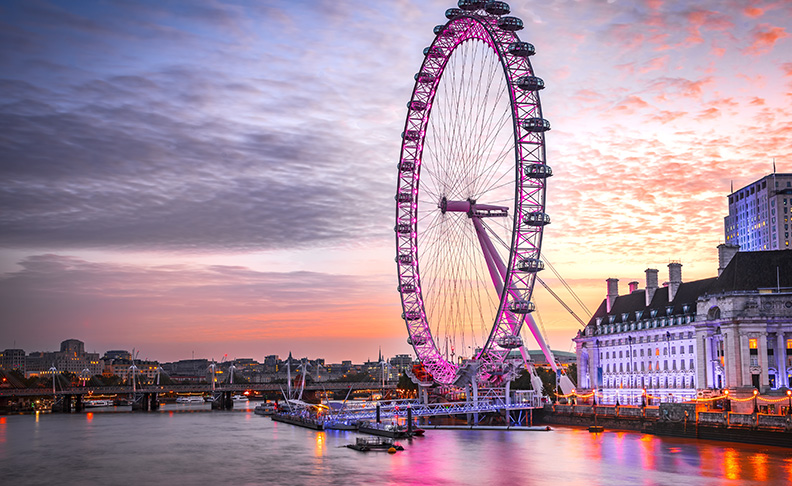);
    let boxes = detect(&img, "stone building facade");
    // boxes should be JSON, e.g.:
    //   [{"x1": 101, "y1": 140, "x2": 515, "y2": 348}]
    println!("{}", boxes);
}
[{"x1": 574, "y1": 248, "x2": 792, "y2": 404}]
